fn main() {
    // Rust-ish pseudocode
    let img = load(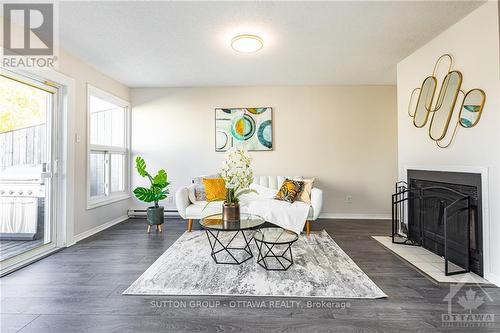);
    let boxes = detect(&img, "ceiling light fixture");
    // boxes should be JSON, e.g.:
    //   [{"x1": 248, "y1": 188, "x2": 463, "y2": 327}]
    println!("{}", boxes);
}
[{"x1": 231, "y1": 34, "x2": 264, "y2": 53}]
